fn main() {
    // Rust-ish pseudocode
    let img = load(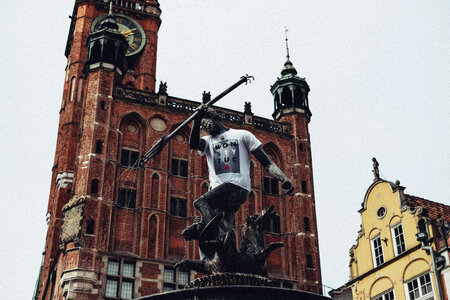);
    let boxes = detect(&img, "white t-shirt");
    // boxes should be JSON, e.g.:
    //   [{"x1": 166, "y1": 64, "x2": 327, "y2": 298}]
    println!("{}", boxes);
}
[{"x1": 199, "y1": 128, "x2": 262, "y2": 191}]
